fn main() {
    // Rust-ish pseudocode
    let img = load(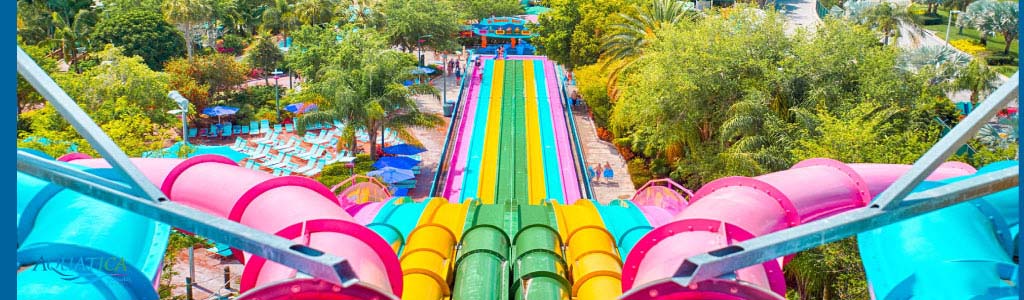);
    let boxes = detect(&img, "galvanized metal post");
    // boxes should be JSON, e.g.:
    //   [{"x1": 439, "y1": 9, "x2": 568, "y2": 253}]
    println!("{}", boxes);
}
[{"x1": 188, "y1": 246, "x2": 195, "y2": 287}]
